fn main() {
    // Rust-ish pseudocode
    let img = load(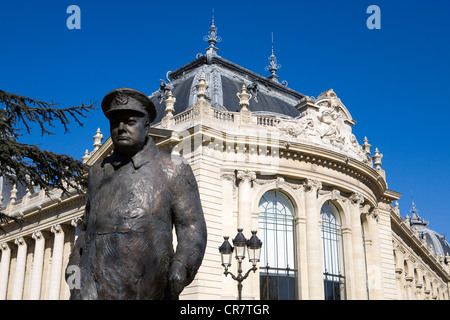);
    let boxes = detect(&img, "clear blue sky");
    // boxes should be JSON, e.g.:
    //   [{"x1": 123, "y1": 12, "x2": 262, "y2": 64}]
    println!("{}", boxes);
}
[{"x1": 1, "y1": 1, "x2": 450, "y2": 235}]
